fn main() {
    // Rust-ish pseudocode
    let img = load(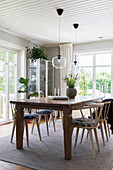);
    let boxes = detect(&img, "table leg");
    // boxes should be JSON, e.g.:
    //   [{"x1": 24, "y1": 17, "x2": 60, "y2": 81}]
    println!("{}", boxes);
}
[
  {"x1": 63, "y1": 109, "x2": 72, "y2": 160},
  {"x1": 16, "y1": 105, "x2": 24, "y2": 149}
]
